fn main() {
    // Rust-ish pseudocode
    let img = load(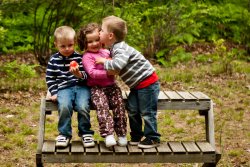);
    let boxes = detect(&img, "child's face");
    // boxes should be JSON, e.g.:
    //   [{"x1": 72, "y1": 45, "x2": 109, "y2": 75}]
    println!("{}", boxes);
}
[
  {"x1": 54, "y1": 38, "x2": 75, "y2": 57},
  {"x1": 99, "y1": 22, "x2": 113, "y2": 48},
  {"x1": 86, "y1": 29, "x2": 101, "y2": 53}
]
